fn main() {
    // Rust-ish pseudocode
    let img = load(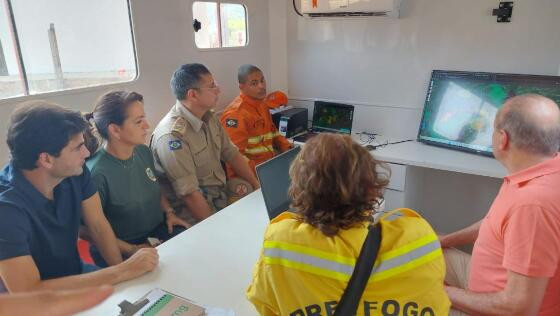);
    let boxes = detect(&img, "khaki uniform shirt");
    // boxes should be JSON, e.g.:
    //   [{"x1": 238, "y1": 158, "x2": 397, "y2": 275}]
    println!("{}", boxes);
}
[{"x1": 150, "y1": 102, "x2": 239, "y2": 198}]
